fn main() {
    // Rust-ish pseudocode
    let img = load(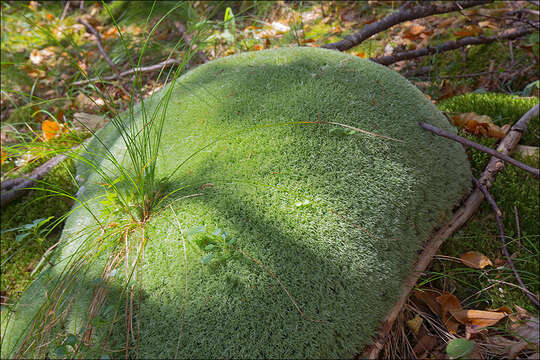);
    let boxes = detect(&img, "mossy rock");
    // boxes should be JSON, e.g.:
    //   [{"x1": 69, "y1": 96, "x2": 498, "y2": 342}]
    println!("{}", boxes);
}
[{"x1": 2, "y1": 47, "x2": 472, "y2": 359}]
